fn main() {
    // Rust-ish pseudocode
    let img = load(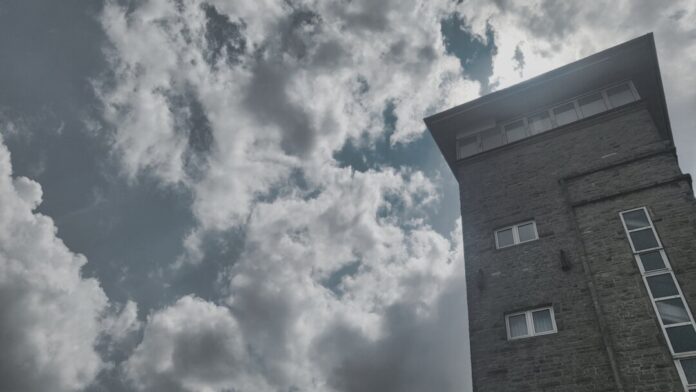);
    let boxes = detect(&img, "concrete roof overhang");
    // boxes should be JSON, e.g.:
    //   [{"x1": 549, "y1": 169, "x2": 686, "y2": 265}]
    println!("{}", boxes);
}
[{"x1": 424, "y1": 33, "x2": 672, "y2": 175}]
